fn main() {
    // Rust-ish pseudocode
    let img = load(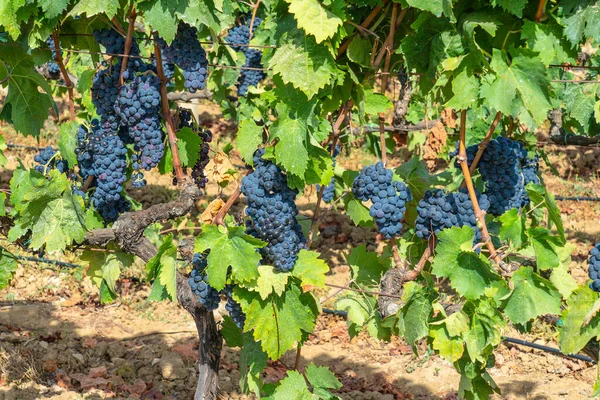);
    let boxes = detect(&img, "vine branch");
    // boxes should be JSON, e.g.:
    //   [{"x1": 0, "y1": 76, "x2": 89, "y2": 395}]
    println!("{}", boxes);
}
[
  {"x1": 51, "y1": 31, "x2": 75, "y2": 121},
  {"x1": 154, "y1": 39, "x2": 186, "y2": 184},
  {"x1": 119, "y1": 6, "x2": 137, "y2": 86},
  {"x1": 337, "y1": 0, "x2": 389, "y2": 59},
  {"x1": 212, "y1": 186, "x2": 242, "y2": 226},
  {"x1": 457, "y1": 110, "x2": 502, "y2": 266},
  {"x1": 248, "y1": 0, "x2": 261, "y2": 41}
]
